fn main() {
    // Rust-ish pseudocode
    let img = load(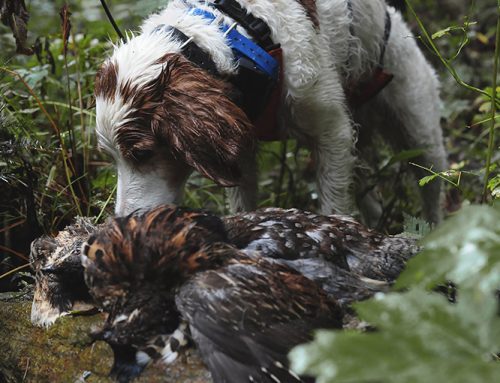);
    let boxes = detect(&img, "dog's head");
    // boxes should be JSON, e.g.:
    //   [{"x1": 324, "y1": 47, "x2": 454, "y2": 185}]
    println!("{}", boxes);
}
[{"x1": 95, "y1": 31, "x2": 255, "y2": 215}]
